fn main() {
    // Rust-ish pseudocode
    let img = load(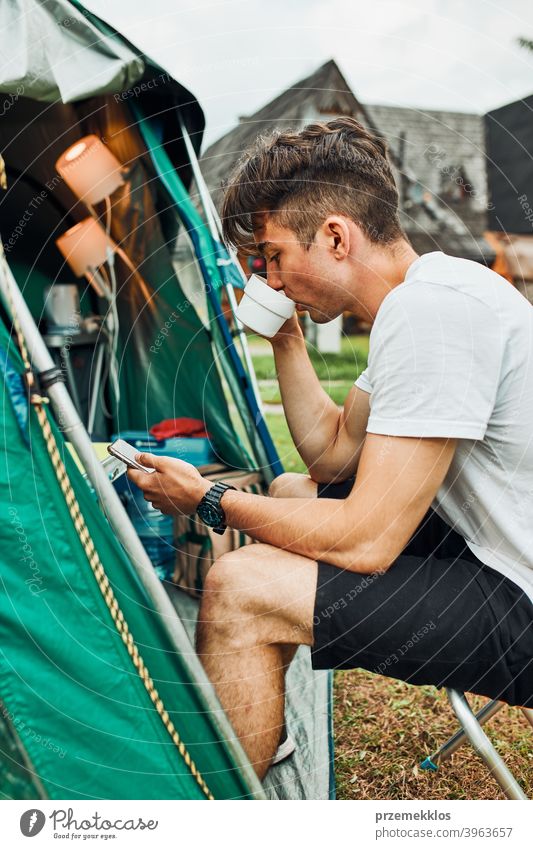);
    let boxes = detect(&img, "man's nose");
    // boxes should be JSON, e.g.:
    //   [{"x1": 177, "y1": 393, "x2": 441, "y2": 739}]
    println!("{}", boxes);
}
[{"x1": 267, "y1": 269, "x2": 284, "y2": 291}]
